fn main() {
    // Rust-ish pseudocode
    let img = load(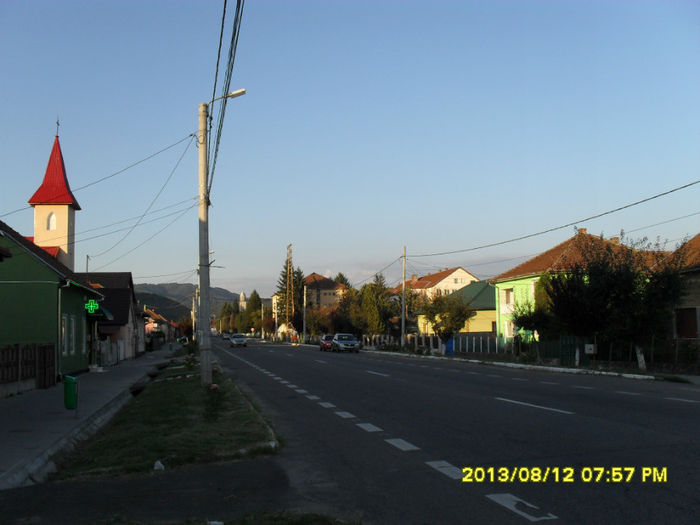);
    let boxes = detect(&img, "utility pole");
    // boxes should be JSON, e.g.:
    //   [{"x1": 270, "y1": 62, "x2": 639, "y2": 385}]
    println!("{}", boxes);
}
[
  {"x1": 197, "y1": 89, "x2": 246, "y2": 385},
  {"x1": 302, "y1": 284, "x2": 307, "y2": 344},
  {"x1": 401, "y1": 245, "x2": 406, "y2": 347},
  {"x1": 197, "y1": 100, "x2": 213, "y2": 384}
]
